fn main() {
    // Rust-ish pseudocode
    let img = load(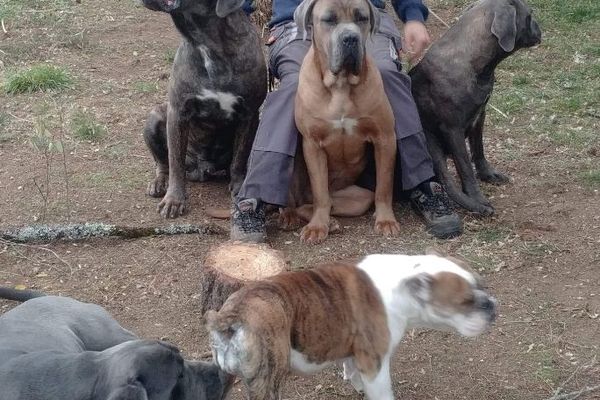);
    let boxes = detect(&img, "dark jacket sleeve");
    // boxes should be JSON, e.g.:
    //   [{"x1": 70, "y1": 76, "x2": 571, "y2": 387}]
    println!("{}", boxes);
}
[
  {"x1": 243, "y1": 0, "x2": 255, "y2": 15},
  {"x1": 391, "y1": 0, "x2": 429, "y2": 23}
]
